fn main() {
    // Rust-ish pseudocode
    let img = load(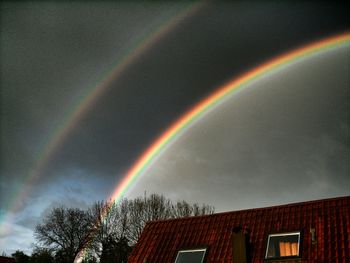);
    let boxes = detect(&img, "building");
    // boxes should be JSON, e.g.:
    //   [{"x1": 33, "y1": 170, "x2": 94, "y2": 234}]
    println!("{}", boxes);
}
[
  {"x1": 0, "y1": 256, "x2": 16, "y2": 263},
  {"x1": 128, "y1": 196, "x2": 350, "y2": 262}
]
